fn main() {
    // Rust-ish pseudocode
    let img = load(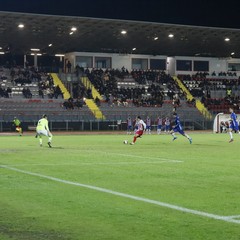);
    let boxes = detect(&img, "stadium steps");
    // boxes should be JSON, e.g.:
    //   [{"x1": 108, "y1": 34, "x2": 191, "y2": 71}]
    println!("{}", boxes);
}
[
  {"x1": 173, "y1": 76, "x2": 212, "y2": 120},
  {"x1": 99, "y1": 101, "x2": 171, "y2": 120},
  {"x1": 80, "y1": 76, "x2": 103, "y2": 100},
  {"x1": 0, "y1": 99, "x2": 95, "y2": 121},
  {"x1": 50, "y1": 73, "x2": 71, "y2": 100},
  {"x1": 85, "y1": 99, "x2": 105, "y2": 120}
]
